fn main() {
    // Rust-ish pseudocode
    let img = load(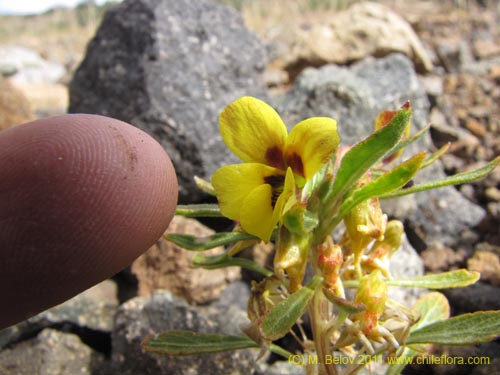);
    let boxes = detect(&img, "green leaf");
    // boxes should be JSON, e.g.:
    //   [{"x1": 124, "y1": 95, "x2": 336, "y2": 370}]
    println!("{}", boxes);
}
[
  {"x1": 411, "y1": 292, "x2": 450, "y2": 330},
  {"x1": 325, "y1": 109, "x2": 412, "y2": 202},
  {"x1": 336, "y1": 152, "x2": 426, "y2": 223},
  {"x1": 194, "y1": 176, "x2": 216, "y2": 196},
  {"x1": 380, "y1": 156, "x2": 500, "y2": 199},
  {"x1": 420, "y1": 143, "x2": 450, "y2": 169},
  {"x1": 407, "y1": 310, "x2": 500, "y2": 345},
  {"x1": 175, "y1": 204, "x2": 223, "y2": 217},
  {"x1": 165, "y1": 232, "x2": 258, "y2": 251},
  {"x1": 387, "y1": 124, "x2": 430, "y2": 157},
  {"x1": 386, "y1": 269, "x2": 479, "y2": 289},
  {"x1": 262, "y1": 276, "x2": 322, "y2": 341},
  {"x1": 142, "y1": 330, "x2": 258, "y2": 355},
  {"x1": 192, "y1": 253, "x2": 273, "y2": 277}
]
